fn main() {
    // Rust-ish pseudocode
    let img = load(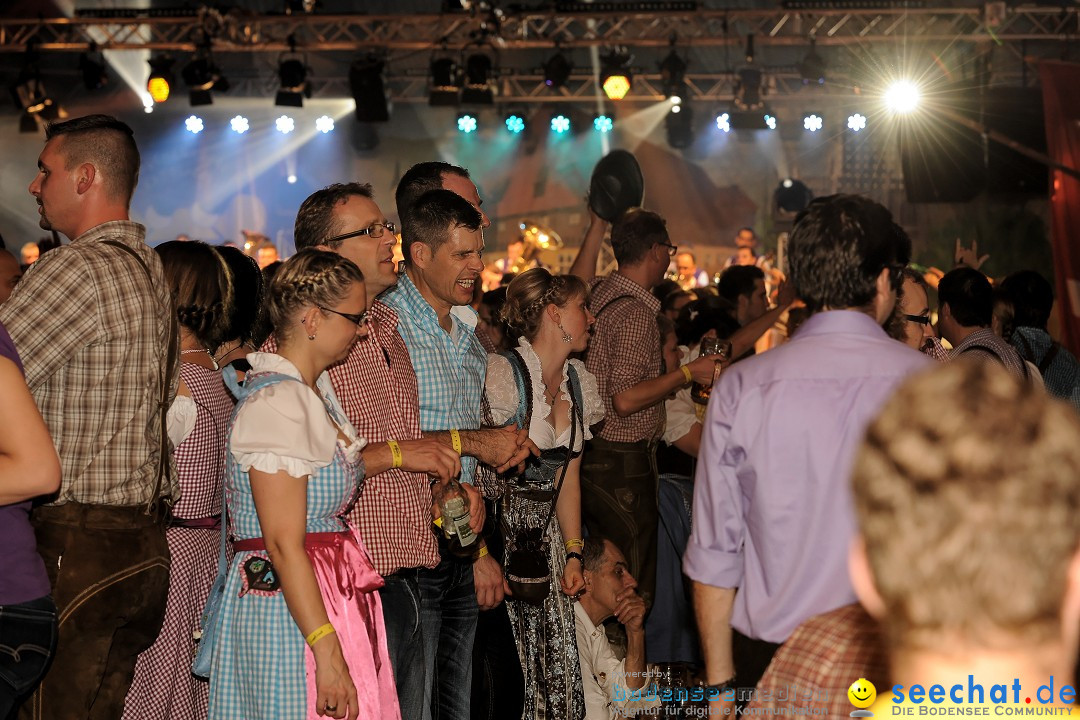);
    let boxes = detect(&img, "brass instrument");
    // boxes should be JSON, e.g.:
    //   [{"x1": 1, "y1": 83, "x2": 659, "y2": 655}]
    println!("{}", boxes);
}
[{"x1": 510, "y1": 221, "x2": 563, "y2": 275}]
